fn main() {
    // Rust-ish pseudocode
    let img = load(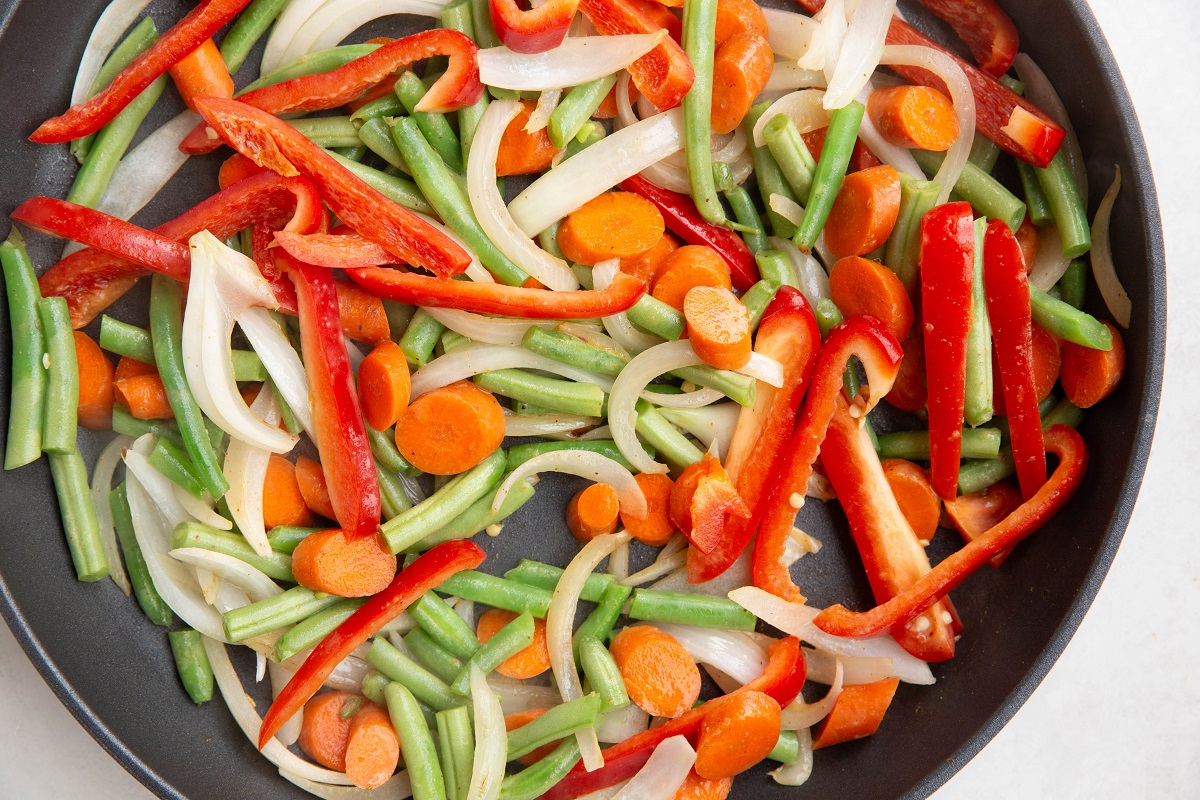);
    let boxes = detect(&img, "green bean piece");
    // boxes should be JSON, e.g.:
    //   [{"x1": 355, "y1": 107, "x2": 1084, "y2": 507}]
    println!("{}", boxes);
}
[
  {"x1": 449, "y1": 611, "x2": 534, "y2": 694},
  {"x1": 437, "y1": 571, "x2": 554, "y2": 618},
  {"x1": 220, "y1": 0, "x2": 289, "y2": 73},
  {"x1": 395, "y1": 71, "x2": 464, "y2": 172},
  {"x1": 671, "y1": 365, "x2": 756, "y2": 407},
  {"x1": 967, "y1": 134, "x2": 1001, "y2": 174},
  {"x1": 475, "y1": 369, "x2": 605, "y2": 417},
  {"x1": 1057, "y1": 259, "x2": 1087, "y2": 310},
  {"x1": 344, "y1": 119, "x2": 413, "y2": 170},
  {"x1": 763, "y1": 114, "x2": 816, "y2": 203},
  {"x1": 331, "y1": 142, "x2": 369, "y2": 161},
  {"x1": 549, "y1": 75, "x2": 618, "y2": 150},
  {"x1": 99, "y1": 316, "x2": 156, "y2": 362},
  {"x1": 1034, "y1": 151, "x2": 1092, "y2": 258},
  {"x1": 755, "y1": 249, "x2": 798, "y2": 289},
  {"x1": 1017, "y1": 160, "x2": 1053, "y2": 226},
  {"x1": 223, "y1": 587, "x2": 340, "y2": 642},
  {"x1": 572, "y1": 583, "x2": 632, "y2": 660},
  {"x1": 168, "y1": 629, "x2": 214, "y2": 704},
  {"x1": 68, "y1": 75, "x2": 167, "y2": 208},
  {"x1": 412, "y1": 593, "x2": 480, "y2": 661},
  {"x1": 578, "y1": 636, "x2": 629, "y2": 711},
  {"x1": 149, "y1": 276, "x2": 228, "y2": 498},
  {"x1": 380, "y1": 449, "x2": 507, "y2": 552},
  {"x1": 742, "y1": 280, "x2": 781, "y2": 333},
  {"x1": 626, "y1": 295, "x2": 686, "y2": 341},
  {"x1": 406, "y1": 628, "x2": 466, "y2": 684},
  {"x1": 377, "y1": 461, "x2": 413, "y2": 521},
  {"x1": 382, "y1": 301, "x2": 416, "y2": 339},
  {"x1": 681, "y1": 0, "x2": 726, "y2": 224},
  {"x1": 411, "y1": 477, "x2": 536, "y2": 551},
  {"x1": 563, "y1": 121, "x2": 605, "y2": 160},
  {"x1": 441, "y1": 329, "x2": 471, "y2": 353},
  {"x1": 725, "y1": 183, "x2": 769, "y2": 253},
  {"x1": 884, "y1": 178, "x2": 940, "y2": 295},
  {"x1": 327, "y1": 151, "x2": 432, "y2": 213},
  {"x1": 442, "y1": 0, "x2": 487, "y2": 167},
  {"x1": 912, "y1": 150, "x2": 1026, "y2": 233},
  {"x1": 635, "y1": 400, "x2": 705, "y2": 469},
  {"x1": 274, "y1": 598, "x2": 365, "y2": 662},
  {"x1": 172, "y1": 521, "x2": 294, "y2": 582},
  {"x1": 504, "y1": 560, "x2": 614, "y2": 603},
  {"x1": 352, "y1": 93, "x2": 407, "y2": 122},
  {"x1": 288, "y1": 116, "x2": 362, "y2": 149},
  {"x1": 964, "y1": 217, "x2": 994, "y2": 427},
  {"x1": 384, "y1": 683, "x2": 447, "y2": 800},
  {"x1": 1042, "y1": 398, "x2": 1085, "y2": 430},
  {"x1": 794, "y1": 101, "x2": 864, "y2": 252},
  {"x1": 48, "y1": 450, "x2": 108, "y2": 582},
  {"x1": 499, "y1": 739, "x2": 582, "y2": 800},
  {"x1": 37, "y1": 298, "x2": 79, "y2": 455},
  {"x1": 1029, "y1": 285, "x2": 1112, "y2": 349},
  {"x1": 470, "y1": 0, "x2": 501, "y2": 47},
  {"x1": 148, "y1": 438, "x2": 206, "y2": 500},
  {"x1": 110, "y1": 484, "x2": 173, "y2": 625},
  {"x1": 1, "y1": 231, "x2": 47, "y2": 469},
  {"x1": 437, "y1": 705, "x2": 474, "y2": 800},
  {"x1": 507, "y1": 693, "x2": 601, "y2": 761},
  {"x1": 266, "y1": 525, "x2": 319, "y2": 555},
  {"x1": 71, "y1": 17, "x2": 159, "y2": 163},
  {"x1": 629, "y1": 589, "x2": 757, "y2": 631},
  {"x1": 521, "y1": 327, "x2": 627, "y2": 377},
  {"x1": 399, "y1": 309, "x2": 447, "y2": 368},
  {"x1": 876, "y1": 428, "x2": 1001, "y2": 461},
  {"x1": 505, "y1": 441, "x2": 651, "y2": 473},
  {"x1": 768, "y1": 730, "x2": 800, "y2": 763},
  {"x1": 745, "y1": 102, "x2": 799, "y2": 238},
  {"x1": 240, "y1": 44, "x2": 382, "y2": 93},
  {"x1": 111, "y1": 406, "x2": 185, "y2": 450},
  {"x1": 361, "y1": 670, "x2": 391, "y2": 705},
  {"x1": 957, "y1": 452, "x2": 1015, "y2": 496},
  {"x1": 368, "y1": 636, "x2": 463, "y2": 711},
  {"x1": 367, "y1": 424, "x2": 421, "y2": 478},
  {"x1": 814, "y1": 297, "x2": 842, "y2": 339}
]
